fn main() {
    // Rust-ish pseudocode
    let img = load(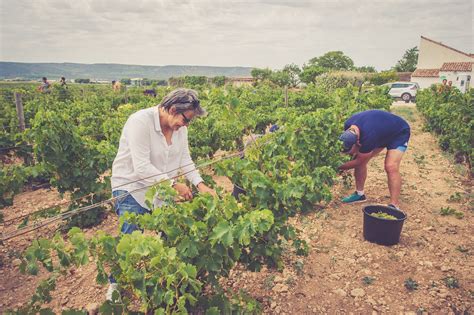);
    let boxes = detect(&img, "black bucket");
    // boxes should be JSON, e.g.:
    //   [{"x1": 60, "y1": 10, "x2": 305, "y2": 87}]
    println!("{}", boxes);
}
[
  {"x1": 363, "y1": 205, "x2": 407, "y2": 246},
  {"x1": 232, "y1": 184, "x2": 246, "y2": 201}
]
